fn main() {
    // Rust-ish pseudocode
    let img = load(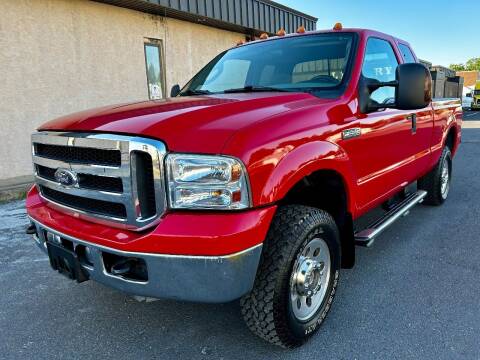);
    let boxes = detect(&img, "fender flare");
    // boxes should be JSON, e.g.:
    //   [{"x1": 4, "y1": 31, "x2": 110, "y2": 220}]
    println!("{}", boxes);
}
[
  {"x1": 258, "y1": 141, "x2": 357, "y2": 213},
  {"x1": 444, "y1": 121, "x2": 461, "y2": 155}
]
